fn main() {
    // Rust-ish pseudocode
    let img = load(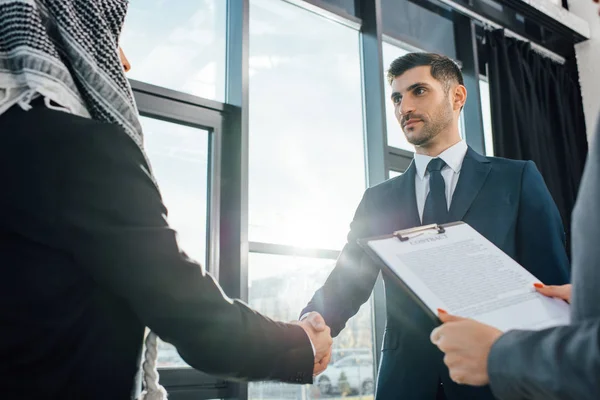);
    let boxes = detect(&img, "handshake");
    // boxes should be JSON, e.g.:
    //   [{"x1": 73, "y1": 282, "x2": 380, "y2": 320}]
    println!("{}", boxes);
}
[{"x1": 292, "y1": 312, "x2": 333, "y2": 376}]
